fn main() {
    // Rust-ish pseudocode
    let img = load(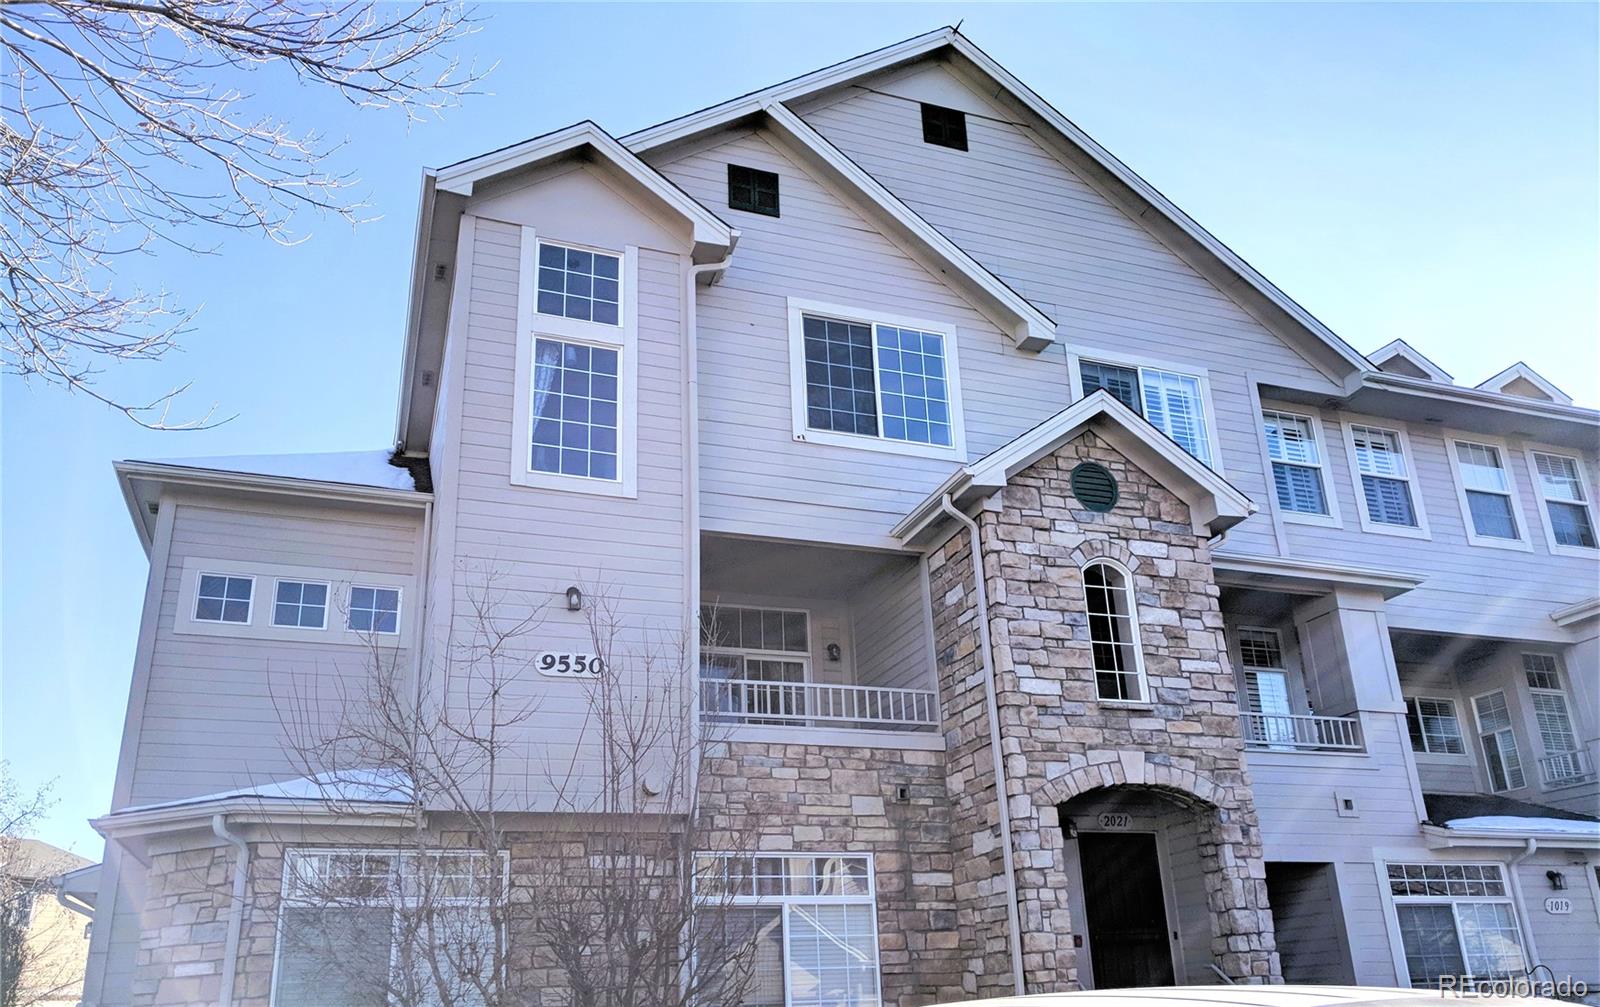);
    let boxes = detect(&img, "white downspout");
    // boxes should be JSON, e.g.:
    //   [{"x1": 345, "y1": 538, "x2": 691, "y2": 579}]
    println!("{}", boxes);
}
[
  {"x1": 1505, "y1": 837, "x2": 1543, "y2": 972},
  {"x1": 211, "y1": 814, "x2": 250, "y2": 1007},
  {"x1": 939, "y1": 493, "x2": 1026, "y2": 996}
]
